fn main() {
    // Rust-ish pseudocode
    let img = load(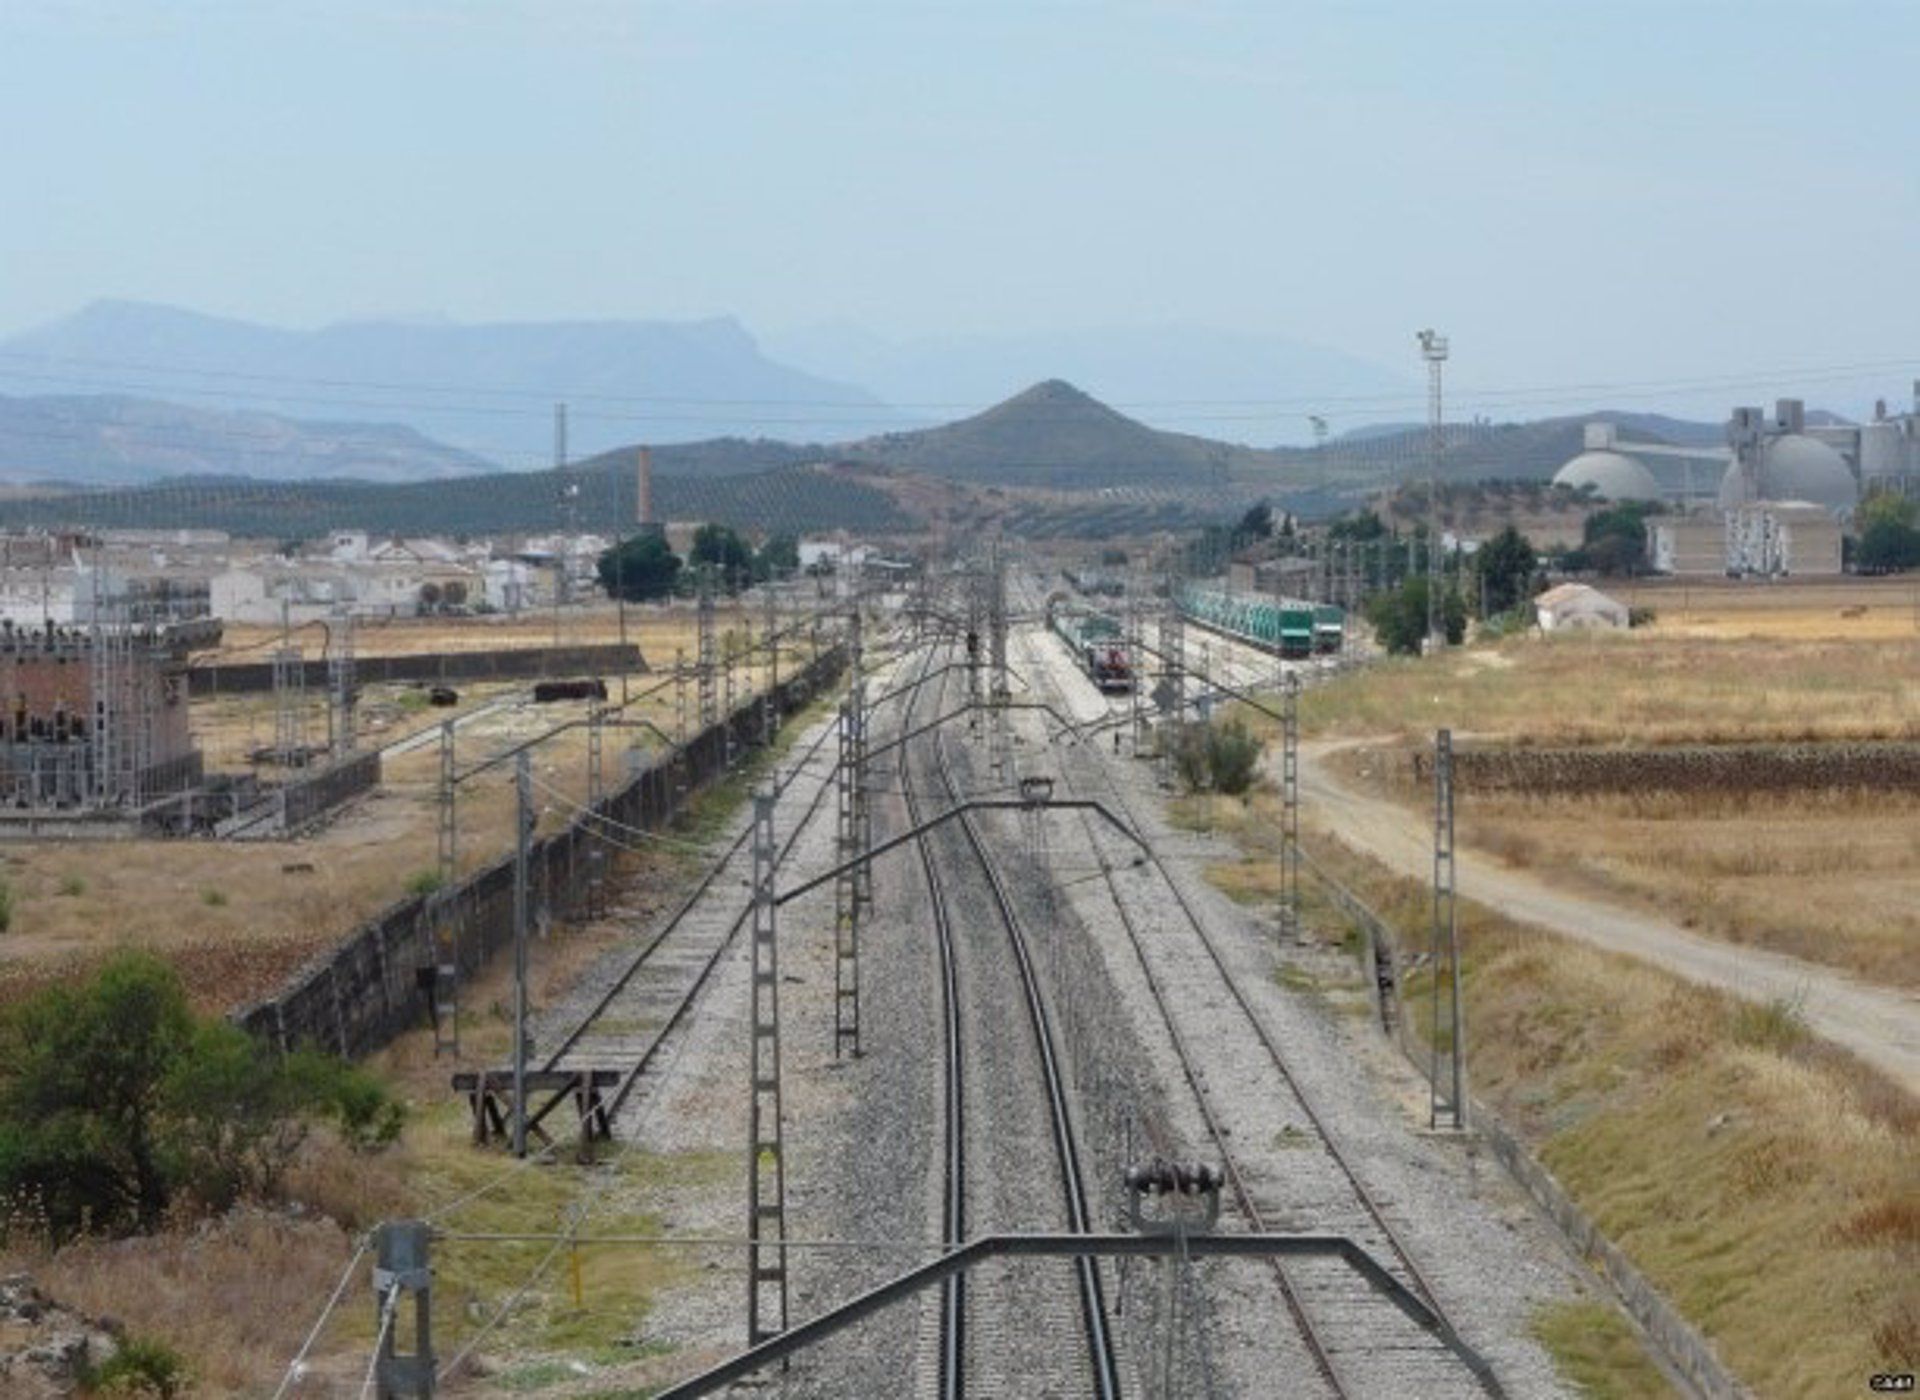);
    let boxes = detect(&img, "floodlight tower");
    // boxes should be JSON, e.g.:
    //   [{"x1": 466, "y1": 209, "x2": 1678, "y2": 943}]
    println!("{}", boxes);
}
[{"x1": 1416, "y1": 329, "x2": 1449, "y2": 648}]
